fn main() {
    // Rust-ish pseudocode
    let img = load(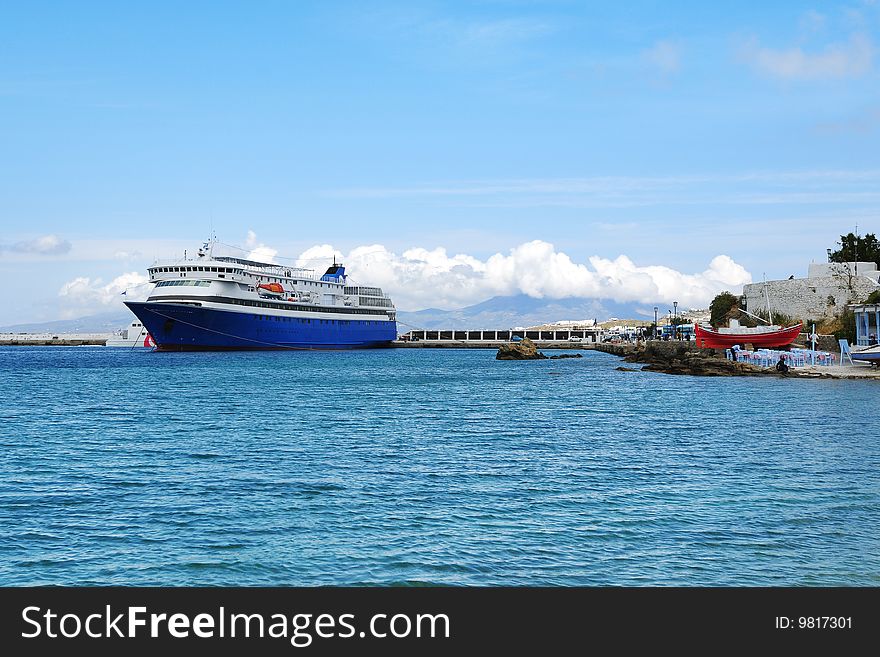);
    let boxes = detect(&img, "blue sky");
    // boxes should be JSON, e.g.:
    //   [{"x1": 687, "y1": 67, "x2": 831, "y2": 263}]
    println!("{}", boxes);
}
[{"x1": 1, "y1": 1, "x2": 879, "y2": 323}]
